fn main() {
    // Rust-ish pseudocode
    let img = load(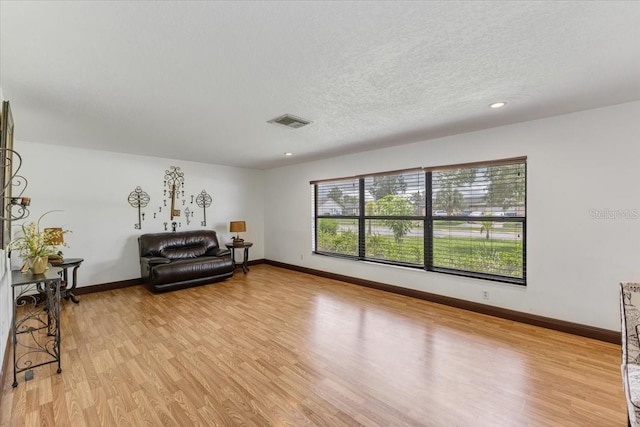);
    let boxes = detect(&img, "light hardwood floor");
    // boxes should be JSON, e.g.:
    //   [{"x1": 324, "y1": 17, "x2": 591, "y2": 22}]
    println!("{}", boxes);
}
[{"x1": 0, "y1": 265, "x2": 626, "y2": 426}]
